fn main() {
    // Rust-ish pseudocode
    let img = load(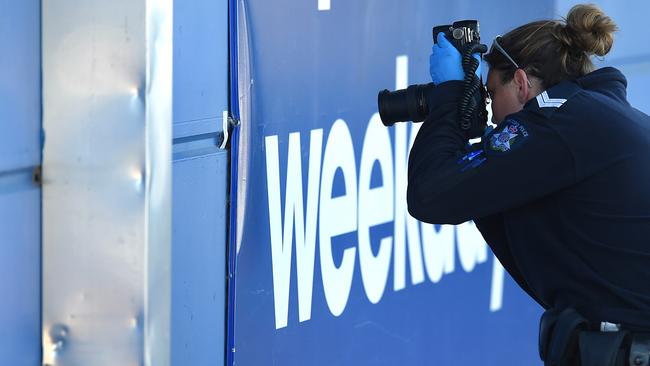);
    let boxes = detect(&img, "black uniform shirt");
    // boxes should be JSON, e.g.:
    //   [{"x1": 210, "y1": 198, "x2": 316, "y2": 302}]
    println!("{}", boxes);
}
[{"x1": 407, "y1": 67, "x2": 650, "y2": 329}]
